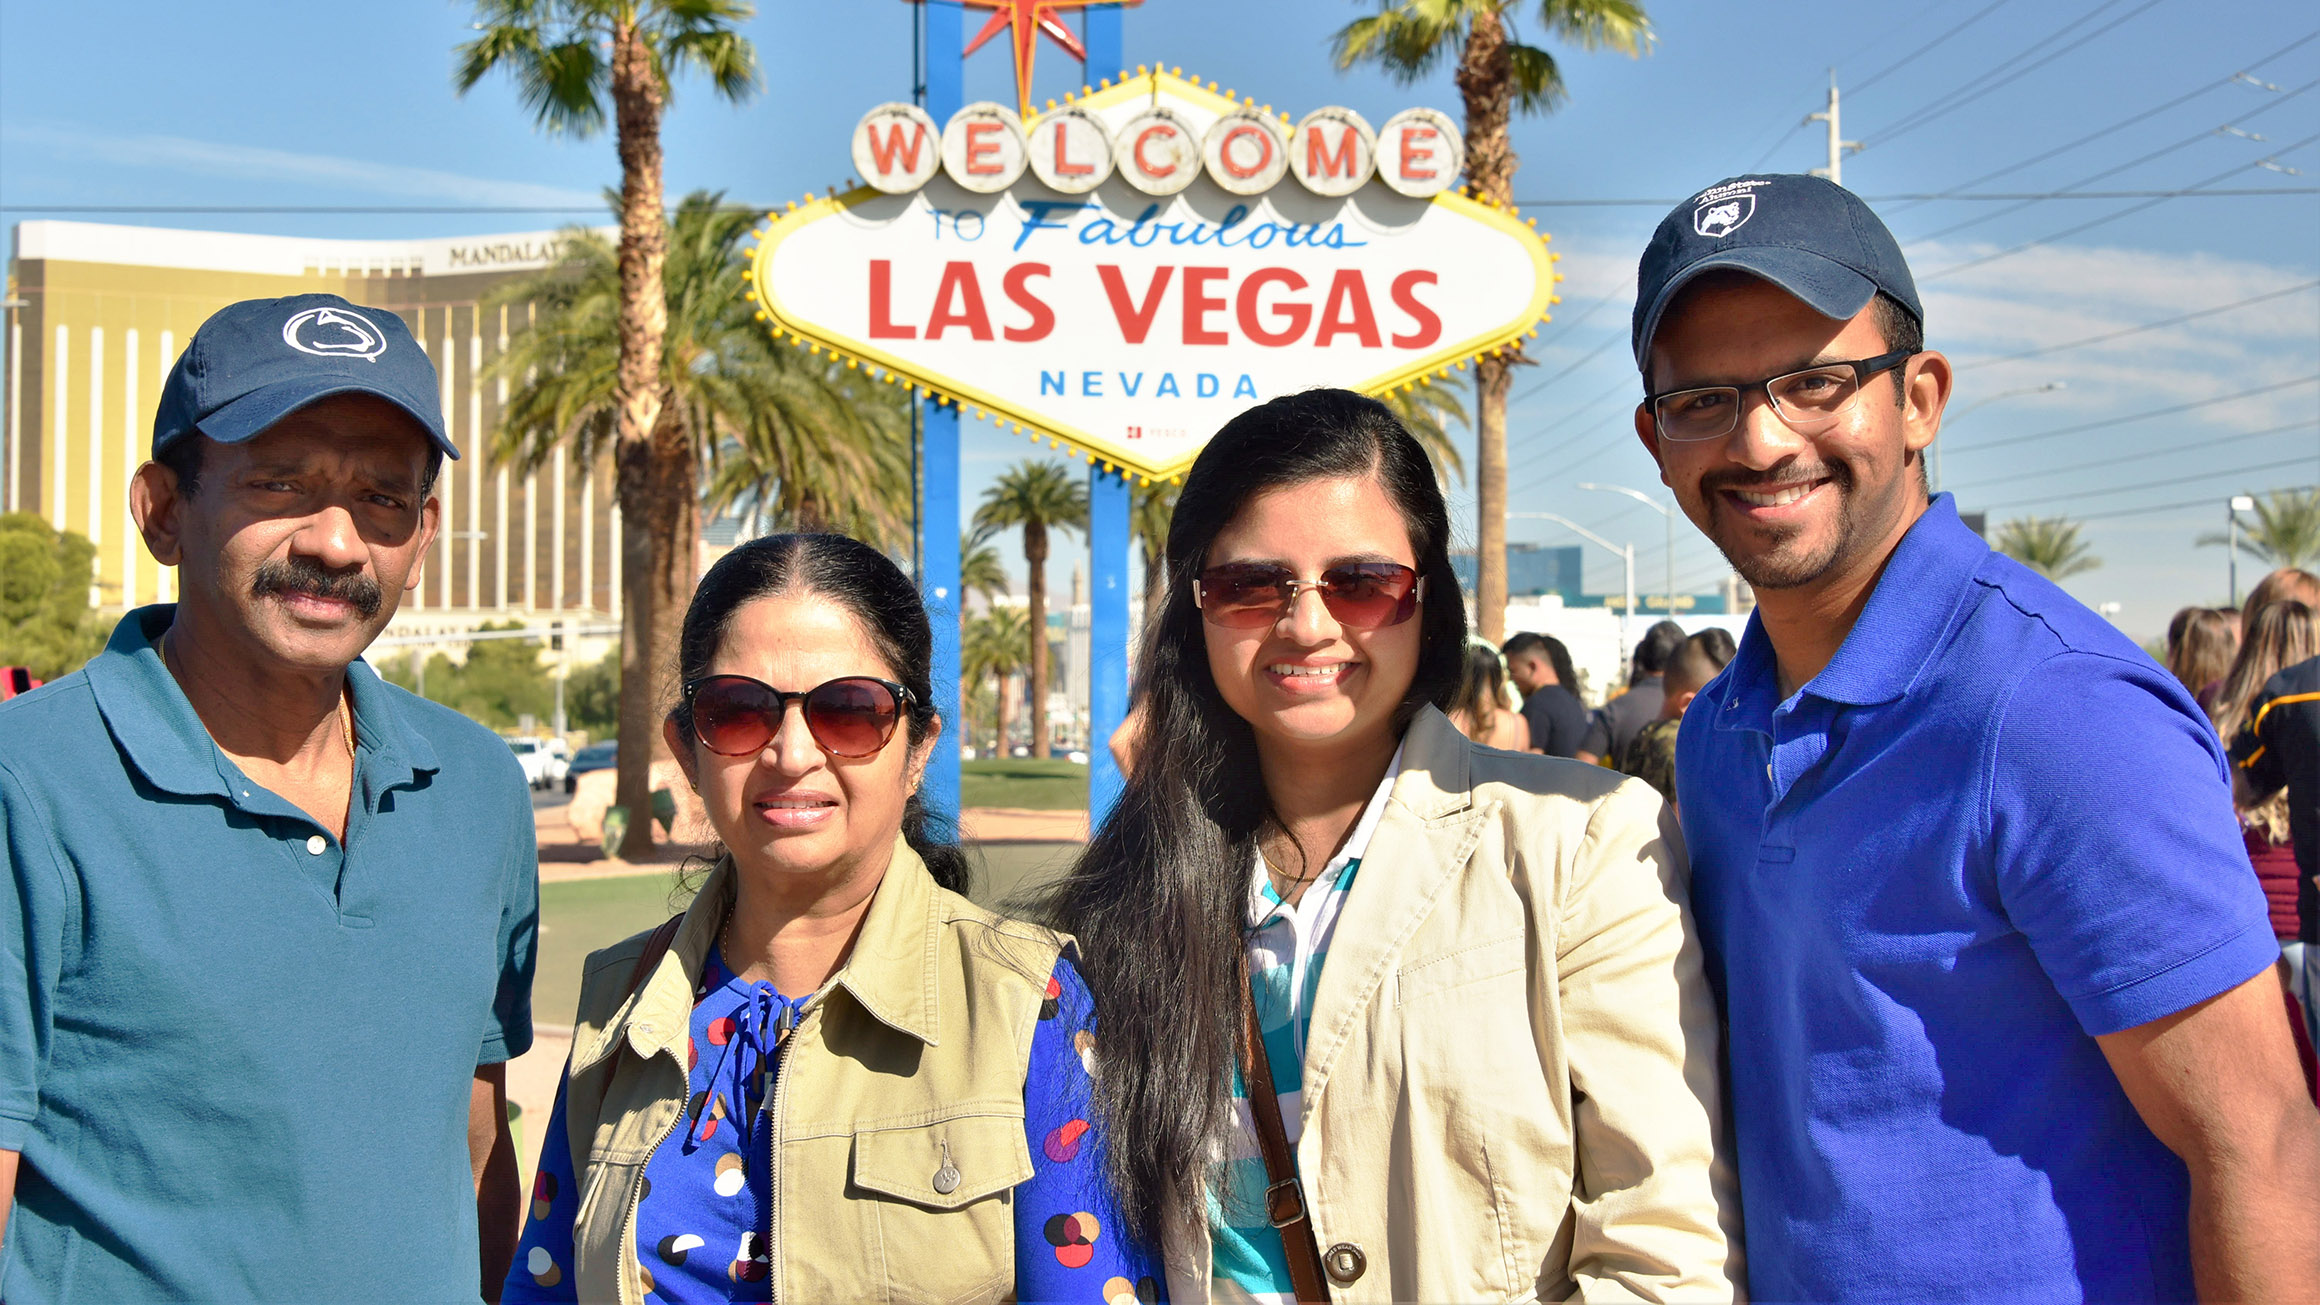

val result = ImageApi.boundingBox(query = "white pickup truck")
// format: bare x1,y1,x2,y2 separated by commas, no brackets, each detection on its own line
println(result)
507,737,570,791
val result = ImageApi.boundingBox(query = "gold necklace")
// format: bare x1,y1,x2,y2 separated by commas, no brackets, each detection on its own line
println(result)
161,631,354,759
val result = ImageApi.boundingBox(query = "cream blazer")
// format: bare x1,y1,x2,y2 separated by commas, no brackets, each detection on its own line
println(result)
1169,706,1742,1303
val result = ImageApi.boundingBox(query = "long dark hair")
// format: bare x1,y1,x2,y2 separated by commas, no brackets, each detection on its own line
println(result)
667,532,969,894
1041,389,1465,1246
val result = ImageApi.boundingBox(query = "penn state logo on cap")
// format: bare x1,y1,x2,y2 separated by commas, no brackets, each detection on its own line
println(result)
281,305,389,361
1693,193,1755,239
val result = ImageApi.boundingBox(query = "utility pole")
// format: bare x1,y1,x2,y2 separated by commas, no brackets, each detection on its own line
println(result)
1807,72,1861,186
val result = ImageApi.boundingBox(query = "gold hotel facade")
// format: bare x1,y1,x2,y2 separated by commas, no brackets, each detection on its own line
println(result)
4,219,623,658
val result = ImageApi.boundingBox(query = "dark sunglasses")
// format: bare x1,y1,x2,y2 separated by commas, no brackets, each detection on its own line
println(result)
682,674,914,759
1195,561,1423,630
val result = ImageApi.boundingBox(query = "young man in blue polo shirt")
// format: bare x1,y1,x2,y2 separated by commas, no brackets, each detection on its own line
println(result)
0,295,536,1301
1631,175,2320,1301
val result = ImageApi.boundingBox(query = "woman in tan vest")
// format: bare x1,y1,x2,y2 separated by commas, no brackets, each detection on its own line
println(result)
1042,391,1738,1303
506,533,1163,1304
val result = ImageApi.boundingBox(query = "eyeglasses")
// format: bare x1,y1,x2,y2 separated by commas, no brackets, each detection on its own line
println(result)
1195,562,1423,630
682,674,914,759
1645,347,1917,443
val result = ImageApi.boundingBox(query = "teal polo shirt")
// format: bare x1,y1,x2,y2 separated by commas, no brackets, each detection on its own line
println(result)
0,605,537,1303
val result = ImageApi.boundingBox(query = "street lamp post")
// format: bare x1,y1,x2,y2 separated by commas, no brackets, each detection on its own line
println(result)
1510,511,1636,652
1936,381,2066,494
2228,494,2257,605
1576,483,1675,615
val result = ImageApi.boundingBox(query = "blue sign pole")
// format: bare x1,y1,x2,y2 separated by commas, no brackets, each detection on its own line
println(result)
1083,6,1131,826
920,0,964,828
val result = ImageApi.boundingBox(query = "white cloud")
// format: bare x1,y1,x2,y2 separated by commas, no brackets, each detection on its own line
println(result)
2,120,602,209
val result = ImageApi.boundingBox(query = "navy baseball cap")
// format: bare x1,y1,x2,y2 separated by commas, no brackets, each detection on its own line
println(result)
151,293,457,461
1631,174,1922,369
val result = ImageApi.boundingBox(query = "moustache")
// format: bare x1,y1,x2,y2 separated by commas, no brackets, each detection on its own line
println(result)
1698,463,1851,497
251,558,383,620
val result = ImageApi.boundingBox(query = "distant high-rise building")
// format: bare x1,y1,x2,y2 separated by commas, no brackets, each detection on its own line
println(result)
4,219,624,658
1451,542,1585,600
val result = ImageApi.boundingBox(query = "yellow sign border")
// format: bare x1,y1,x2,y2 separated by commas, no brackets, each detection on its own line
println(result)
747,68,1562,483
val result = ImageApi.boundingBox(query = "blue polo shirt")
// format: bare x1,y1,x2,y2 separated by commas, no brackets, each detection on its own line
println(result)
1677,496,2274,1304
0,605,537,1303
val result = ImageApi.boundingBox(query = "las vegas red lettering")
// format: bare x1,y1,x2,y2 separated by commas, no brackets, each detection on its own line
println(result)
868,260,1441,349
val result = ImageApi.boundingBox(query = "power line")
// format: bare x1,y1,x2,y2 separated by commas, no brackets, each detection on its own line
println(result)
1921,132,2320,280
1941,418,2317,492
1863,0,2172,151
1887,26,2320,213
1968,452,2318,513
1903,74,2320,246
1954,280,2320,370
1849,0,2018,99
1945,374,2320,455
2072,482,2316,522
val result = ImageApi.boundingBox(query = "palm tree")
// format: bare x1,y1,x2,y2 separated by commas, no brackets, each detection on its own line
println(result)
1383,380,1470,489
961,535,1011,607
488,194,900,854
2197,488,2320,571
1995,515,2102,580
964,604,1031,756
1335,0,1653,642
458,0,757,857
1131,479,1179,627
972,462,1088,758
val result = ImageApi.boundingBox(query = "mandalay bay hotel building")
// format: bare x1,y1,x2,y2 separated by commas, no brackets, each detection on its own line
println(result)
3,219,629,673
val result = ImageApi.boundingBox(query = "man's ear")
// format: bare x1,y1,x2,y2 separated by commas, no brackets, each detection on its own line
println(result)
404,494,442,594
905,714,943,798
1902,350,1954,459
1633,402,1671,487
1670,689,1699,716
663,716,700,791
131,460,185,568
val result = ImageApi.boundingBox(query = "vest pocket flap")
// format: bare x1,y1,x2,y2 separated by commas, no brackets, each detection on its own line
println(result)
852,1114,1032,1210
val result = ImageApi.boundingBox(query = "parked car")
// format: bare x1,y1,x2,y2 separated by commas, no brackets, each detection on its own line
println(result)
565,740,617,795
1,667,39,701
507,737,564,790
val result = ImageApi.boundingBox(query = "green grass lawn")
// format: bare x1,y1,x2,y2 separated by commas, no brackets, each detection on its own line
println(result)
531,841,1082,1027
960,757,1088,810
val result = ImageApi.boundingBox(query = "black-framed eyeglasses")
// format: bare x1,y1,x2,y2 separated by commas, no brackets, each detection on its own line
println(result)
682,674,915,759
1644,347,1918,443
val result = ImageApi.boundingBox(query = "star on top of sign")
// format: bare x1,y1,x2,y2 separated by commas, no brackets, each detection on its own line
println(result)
957,0,1143,117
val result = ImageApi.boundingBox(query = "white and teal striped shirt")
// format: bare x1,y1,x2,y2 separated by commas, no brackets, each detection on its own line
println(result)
1210,751,1400,1305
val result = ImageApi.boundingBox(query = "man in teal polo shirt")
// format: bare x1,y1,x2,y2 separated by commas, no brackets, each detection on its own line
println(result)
1632,175,2320,1300
0,294,535,1301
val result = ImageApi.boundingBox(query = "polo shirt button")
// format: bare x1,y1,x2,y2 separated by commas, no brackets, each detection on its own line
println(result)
305,835,326,855
1325,1243,1366,1285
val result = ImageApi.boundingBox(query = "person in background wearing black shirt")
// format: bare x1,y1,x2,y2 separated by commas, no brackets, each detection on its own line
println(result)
1579,620,1687,765
1503,631,1589,757
2232,650,2320,1073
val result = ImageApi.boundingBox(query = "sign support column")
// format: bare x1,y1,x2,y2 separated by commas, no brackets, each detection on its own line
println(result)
920,0,964,826
1083,4,1130,825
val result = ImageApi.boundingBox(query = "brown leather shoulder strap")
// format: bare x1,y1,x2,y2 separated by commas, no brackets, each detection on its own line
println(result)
625,913,685,1002
1239,979,1332,1304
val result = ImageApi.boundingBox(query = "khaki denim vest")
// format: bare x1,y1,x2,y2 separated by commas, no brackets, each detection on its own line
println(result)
555,838,1063,1304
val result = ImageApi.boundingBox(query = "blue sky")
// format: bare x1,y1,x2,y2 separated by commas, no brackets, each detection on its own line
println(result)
4,0,2316,639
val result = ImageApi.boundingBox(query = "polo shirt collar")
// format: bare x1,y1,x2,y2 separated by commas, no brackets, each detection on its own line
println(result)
1716,495,1987,723
87,604,441,805
1803,494,1986,707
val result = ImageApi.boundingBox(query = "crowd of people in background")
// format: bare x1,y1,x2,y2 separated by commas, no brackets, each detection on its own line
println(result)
2163,568,2320,1091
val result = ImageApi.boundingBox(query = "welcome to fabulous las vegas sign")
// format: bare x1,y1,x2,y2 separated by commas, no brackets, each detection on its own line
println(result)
747,66,1563,483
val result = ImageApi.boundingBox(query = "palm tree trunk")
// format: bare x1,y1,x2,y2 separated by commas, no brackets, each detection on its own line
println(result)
1026,522,1051,758
1458,9,1518,644
995,669,1013,756
609,15,672,860
1143,550,1167,628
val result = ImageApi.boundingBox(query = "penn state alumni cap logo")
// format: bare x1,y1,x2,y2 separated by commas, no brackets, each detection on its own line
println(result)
1632,173,1922,368
281,305,389,361
152,293,458,461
